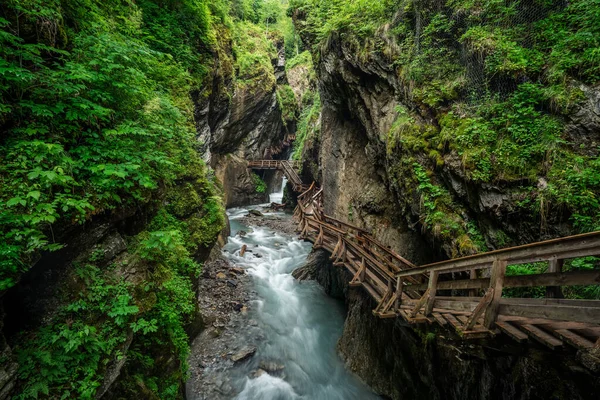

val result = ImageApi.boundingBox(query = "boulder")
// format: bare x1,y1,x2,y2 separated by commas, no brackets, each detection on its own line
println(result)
231,346,256,362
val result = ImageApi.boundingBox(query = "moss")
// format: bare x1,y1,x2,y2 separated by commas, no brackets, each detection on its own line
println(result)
185,196,226,248
166,183,203,218
276,84,298,125
252,173,267,193
232,20,277,92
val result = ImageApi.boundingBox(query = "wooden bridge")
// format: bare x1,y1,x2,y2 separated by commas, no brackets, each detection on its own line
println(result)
248,161,600,356
247,160,307,193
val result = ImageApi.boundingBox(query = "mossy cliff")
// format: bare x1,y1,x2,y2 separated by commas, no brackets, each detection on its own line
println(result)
0,0,310,398
197,18,299,207
289,0,600,398
291,0,600,257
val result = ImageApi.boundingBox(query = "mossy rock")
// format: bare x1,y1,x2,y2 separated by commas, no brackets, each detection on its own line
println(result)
166,183,204,218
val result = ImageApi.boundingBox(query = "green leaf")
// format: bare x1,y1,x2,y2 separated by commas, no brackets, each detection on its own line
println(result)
27,191,41,200
6,197,22,207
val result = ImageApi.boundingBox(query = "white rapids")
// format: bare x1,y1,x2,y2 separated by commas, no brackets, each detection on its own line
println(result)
193,182,379,399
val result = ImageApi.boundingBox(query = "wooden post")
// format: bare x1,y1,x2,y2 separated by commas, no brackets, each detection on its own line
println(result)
395,276,403,311
360,257,366,281
468,268,477,297
546,258,564,299
424,271,439,315
483,259,507,329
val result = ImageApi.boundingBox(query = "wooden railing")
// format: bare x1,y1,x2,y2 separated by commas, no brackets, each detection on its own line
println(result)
249,160,600,353
292,182,600,353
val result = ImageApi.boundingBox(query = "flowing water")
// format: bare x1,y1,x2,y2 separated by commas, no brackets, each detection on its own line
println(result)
205,183,379,399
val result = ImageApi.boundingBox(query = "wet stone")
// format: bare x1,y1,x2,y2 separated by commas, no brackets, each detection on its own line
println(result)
231,346,256,362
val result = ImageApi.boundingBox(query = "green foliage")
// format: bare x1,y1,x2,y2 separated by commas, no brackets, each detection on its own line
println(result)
15,202,219,398
290,0,600,241
286,50,312,70
276,84,298,124
289,0,396,41
232,20,277,90
292,91,320,160
16,265,138,399
443,83,563,182
1,0,227,397
545,155,600,232
253,173,267,193
412,162,480,256
0,0,224,289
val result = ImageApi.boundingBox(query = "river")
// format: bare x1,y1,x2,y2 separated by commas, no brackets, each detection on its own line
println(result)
188,182,379,399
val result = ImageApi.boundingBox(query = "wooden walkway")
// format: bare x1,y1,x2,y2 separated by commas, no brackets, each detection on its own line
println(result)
248,161,600,355
247,160,307,193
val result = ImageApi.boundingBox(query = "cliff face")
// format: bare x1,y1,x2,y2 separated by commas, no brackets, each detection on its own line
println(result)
295,250,600,400
290,2,600,398
196,28,294,207
291,1,600,258
311,31,600,259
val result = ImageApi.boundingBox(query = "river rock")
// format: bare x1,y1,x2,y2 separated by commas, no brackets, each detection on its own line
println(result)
252,369,267,378
230,267,246,275
248,209,263,217
227,279,238,287
259,360,285,373
231,346,256,362
216,272,227,279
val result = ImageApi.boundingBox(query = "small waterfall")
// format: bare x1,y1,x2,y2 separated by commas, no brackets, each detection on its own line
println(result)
269,176,287,204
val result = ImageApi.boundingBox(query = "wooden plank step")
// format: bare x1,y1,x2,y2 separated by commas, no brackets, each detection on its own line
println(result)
519,324,563,350
496,321,528,343
398,309,410,322
443,314,463,331
375,311,397,319
554,329,595,350
360,281,382,303
432,312,448,327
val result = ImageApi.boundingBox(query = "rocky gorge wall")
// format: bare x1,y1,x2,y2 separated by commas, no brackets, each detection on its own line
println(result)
196,28,295,208
289,2,600,398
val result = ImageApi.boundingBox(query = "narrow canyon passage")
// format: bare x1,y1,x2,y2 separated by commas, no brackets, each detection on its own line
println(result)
187,185,379,399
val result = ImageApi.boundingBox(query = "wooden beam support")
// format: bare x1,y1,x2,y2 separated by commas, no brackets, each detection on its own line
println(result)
406,270,600,292
329,235,342,261
395,276,403,311
424,272,439,316
464,288,494,331
546,258,564,299
484,259,507,329
498,303,600,325
554,329,595,350
410,288,430,318
468,269,477,297
496,321,528,343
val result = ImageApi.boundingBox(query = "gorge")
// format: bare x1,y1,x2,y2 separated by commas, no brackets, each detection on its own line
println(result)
0,0,599,399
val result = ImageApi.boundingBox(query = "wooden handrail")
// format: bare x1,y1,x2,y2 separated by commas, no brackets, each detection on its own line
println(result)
397,231,600,278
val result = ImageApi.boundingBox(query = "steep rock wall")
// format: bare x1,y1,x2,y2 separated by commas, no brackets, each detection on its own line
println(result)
196,31,293,207
290,4,600,399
